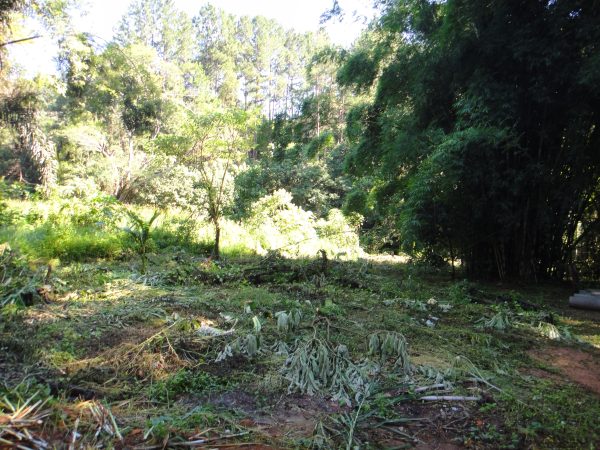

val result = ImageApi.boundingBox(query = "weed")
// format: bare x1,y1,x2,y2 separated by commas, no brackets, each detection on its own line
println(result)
149,369,226,403
319,299,344,317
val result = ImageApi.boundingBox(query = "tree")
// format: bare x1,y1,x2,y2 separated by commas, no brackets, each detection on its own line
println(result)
115,0,194,65
0,81,57,192
59,40,187,197
183,109,258,259
338,0,600,280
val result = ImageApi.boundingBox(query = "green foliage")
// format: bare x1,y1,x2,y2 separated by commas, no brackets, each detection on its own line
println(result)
0,198,124,262
0,178,31,200
181,109,259,259
247,189,318,257
342,190,368,217
128,157,203,210
149,369,225,403
151,214,203,253
245,190,361,259
234,155,346,219
0,243,40,307
0,199,18,227
338,0,600,280
336,49,378,92
40,225,123,262
304,131,335,159
122,209,160,274
316,209,363,259
1,221,123,263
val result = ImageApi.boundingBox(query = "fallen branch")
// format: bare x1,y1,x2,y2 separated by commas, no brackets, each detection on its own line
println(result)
170,431,251,446
414,383,448,393
419,395,480,401
382,425,423,443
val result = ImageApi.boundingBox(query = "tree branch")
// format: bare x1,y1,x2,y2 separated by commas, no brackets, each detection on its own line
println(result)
0,35,42,48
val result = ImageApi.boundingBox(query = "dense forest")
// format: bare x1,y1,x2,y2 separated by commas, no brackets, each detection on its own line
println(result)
1,1,599,449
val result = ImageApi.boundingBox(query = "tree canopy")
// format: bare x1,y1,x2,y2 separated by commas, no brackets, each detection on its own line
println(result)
1,0,599,280
338,0,600,279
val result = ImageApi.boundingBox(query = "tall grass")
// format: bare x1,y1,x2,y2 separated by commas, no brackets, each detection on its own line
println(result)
0,221,124,262
0,198,124,262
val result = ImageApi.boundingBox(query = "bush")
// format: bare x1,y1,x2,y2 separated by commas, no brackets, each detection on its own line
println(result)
128,157,204,210
316,209,363,259
0,178,32,200
245,190,362,259
152,214,203,252
247,189,319,257
51,177,100,199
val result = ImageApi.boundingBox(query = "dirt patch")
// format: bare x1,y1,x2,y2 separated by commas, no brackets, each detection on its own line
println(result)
203,355,267,377
263,394,347,437
203,390,346,439
325,398,508,449
205,390,260,412
85,324,158,357
520,367,564,384
394,401,471,448
528,346,600,394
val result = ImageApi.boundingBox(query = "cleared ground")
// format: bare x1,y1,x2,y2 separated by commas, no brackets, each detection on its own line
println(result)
1,254,599,449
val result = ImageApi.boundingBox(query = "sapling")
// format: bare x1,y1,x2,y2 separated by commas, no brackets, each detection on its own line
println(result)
123,209,160,274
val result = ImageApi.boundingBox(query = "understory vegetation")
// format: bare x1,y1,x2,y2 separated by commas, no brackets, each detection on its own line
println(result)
1,243,599,448
1,0,600,448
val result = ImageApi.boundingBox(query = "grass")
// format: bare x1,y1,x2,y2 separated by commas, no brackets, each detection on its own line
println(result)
1,204,599,448
0,199,361,266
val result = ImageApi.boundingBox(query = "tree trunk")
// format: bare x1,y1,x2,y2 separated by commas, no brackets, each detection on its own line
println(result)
127,135,135,183
212,220,221,260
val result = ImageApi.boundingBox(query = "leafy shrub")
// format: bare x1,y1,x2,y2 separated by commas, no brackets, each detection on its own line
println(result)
51,177,101,199
316,209,363,259
447,279,475,304
0,200,18,226
233,156,345,218
152,214,204,252
55,195,122,229
343,189,369,216
247,189,319,257
245,190,362,259
129,157,204,210
0,178,32,200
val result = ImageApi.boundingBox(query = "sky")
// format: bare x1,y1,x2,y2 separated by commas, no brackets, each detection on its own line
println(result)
10,0,375,77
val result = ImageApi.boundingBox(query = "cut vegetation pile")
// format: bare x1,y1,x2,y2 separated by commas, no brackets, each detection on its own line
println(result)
1,249,599,449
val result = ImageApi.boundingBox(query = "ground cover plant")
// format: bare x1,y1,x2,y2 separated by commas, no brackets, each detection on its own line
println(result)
1,228,599,448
